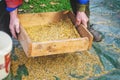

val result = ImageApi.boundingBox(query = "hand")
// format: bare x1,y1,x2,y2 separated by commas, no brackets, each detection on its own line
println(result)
9,9,20,39
75,11,88,28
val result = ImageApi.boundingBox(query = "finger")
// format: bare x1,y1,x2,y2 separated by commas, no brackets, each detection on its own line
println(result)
11,28,17,39
75,19,81,26
10,26,17,39
15,23,20,34
82,21,87,28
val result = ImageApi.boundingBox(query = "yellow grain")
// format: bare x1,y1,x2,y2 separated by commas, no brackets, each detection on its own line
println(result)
11,48,108,80
24,19,80,42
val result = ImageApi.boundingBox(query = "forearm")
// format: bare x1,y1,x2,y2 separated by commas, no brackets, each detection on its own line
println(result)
9,8,20,39
5,0,22,38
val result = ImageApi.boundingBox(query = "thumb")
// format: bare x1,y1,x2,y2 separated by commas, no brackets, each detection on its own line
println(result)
82,21,87,28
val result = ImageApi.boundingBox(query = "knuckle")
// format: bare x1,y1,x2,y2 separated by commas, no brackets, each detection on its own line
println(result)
83,20,87,23
84,19,88,22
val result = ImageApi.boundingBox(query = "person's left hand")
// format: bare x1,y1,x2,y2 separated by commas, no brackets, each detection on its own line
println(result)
9,9,20,39
75,11,88,28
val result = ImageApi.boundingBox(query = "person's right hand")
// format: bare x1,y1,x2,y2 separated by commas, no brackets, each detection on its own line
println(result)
9,9,20,39
75,11,88,28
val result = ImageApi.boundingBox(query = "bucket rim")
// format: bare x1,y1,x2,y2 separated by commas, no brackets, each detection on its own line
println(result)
0,31,12,55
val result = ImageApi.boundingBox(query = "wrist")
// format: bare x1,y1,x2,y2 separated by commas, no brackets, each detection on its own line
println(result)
77,11,85,15
10,9,18,19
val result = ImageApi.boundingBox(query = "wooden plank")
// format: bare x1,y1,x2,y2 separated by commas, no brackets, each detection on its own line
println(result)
31,38,89,57
18,26,32,57
77,24,93,49
18,12,68,27
68,11,93,49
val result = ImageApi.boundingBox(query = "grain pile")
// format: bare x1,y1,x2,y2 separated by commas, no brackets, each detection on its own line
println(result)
24,19,80,42
11,48,107,80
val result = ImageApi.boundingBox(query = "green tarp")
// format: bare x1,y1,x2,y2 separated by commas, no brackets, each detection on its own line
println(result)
89,0,120,79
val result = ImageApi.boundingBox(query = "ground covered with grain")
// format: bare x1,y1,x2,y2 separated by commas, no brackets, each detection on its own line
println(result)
11,48,107,80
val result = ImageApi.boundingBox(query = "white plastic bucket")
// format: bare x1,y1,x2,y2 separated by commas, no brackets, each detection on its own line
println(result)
0,31,12,79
